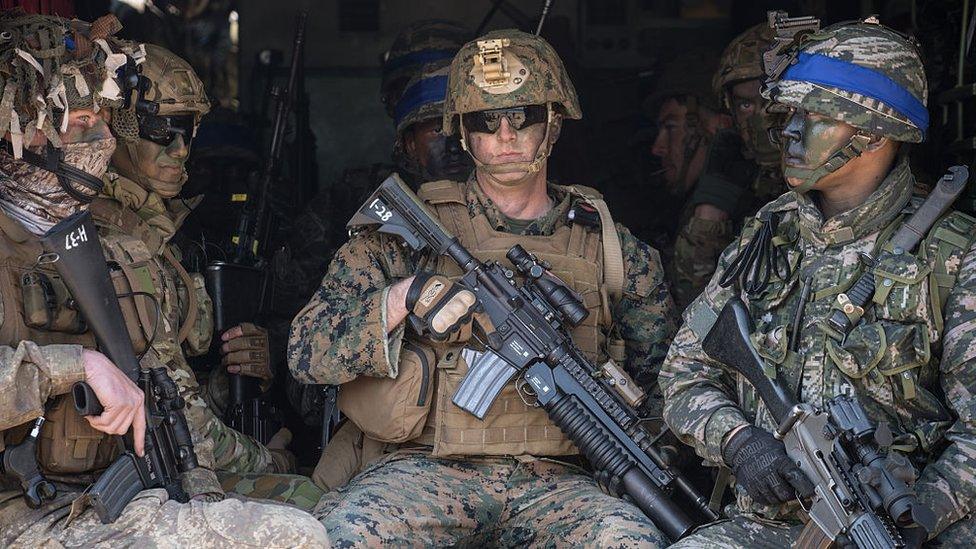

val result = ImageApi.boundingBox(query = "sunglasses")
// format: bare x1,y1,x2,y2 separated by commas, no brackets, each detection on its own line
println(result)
462,104,548,134
138,114,195,147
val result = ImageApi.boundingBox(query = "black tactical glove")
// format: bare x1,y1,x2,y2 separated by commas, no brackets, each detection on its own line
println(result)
690,129,759,216
899,526,927,549
406,272,477,341
723,425,815,505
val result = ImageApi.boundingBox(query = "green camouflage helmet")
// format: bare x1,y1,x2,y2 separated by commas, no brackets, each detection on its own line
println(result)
764,17,927,143
141,43,210,123
394,59,451,136
380,19,468,118
712,22,775,107
442,29,581,135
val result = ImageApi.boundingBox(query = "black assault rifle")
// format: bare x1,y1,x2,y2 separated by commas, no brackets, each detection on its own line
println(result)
348,174,717,541
39,210,197,524
212,11,307,443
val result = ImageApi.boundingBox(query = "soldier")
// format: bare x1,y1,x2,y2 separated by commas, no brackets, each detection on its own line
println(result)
669,22,786,309
94,42,321,508
275,20,472,324
0,12,327,546
661,18,976,547
290,29,678,546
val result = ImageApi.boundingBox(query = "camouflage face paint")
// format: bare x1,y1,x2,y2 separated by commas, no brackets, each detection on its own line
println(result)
780,108,856,190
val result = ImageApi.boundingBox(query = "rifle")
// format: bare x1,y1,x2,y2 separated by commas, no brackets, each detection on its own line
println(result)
703,297,935,548
215,11,307,442
348,174,717,541
40,211,197,524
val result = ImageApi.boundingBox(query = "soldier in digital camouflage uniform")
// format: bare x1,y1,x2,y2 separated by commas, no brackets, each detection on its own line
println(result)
290,29,678,547
275,19,471,317
94,42,322,510
669,22,787,310
0,12,328,546
661,18,976,547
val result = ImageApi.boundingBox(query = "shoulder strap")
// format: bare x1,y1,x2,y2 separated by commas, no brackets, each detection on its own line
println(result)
417,179,466,205
924,210,976,333
565,185,624,302
162,245,198,344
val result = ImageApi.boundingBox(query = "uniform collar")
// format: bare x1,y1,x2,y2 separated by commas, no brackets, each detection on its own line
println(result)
794,157,914,248
99,171,188,244
465,175,571,236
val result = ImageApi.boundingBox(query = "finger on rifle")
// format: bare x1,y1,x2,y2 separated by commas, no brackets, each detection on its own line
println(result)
132,404,146,456
784,467,815,499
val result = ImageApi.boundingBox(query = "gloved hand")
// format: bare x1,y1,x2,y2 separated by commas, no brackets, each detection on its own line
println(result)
722,425,814,505
221,323,272,392
406,272,477,341
899,526,927,549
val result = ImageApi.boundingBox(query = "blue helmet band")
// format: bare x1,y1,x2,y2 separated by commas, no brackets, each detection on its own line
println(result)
781,52,928,134
394,75,449,129
383,49,456,75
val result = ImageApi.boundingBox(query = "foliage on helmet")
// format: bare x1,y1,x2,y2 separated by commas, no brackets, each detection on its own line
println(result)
442,29,581,135
0,11,135,153
765,18,927,142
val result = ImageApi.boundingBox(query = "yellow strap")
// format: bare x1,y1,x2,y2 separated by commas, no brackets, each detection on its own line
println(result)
571,188,624,302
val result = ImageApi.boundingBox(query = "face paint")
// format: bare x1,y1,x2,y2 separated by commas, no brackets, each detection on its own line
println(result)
0,137,116,234
729,80,783,166
780,108,857,191
422,133,472,181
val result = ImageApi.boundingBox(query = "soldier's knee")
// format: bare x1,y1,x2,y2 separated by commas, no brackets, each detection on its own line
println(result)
587,514,667,548
201,499,329,547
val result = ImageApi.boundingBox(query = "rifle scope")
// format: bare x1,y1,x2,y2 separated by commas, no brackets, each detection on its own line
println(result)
507,244,588,327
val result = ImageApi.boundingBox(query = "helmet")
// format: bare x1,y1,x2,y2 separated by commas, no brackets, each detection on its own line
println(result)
394,59,451,136
381,19,468,118
0,12,133,153
712,23,775,107
442,29,581,134
764,18,927,143
442,29,580,184
140,44,210,122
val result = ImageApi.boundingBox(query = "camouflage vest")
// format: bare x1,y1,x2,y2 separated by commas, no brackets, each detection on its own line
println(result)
0,211,118,479
414,179,620,457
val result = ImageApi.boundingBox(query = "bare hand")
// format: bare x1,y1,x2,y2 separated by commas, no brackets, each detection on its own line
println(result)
82,349,146,456
221,323,272,385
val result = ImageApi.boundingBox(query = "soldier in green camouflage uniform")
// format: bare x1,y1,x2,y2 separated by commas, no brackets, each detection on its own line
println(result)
669,22,786,309
291,29,677,546
96,42,323,509
0,13,328,546
661,18,976,546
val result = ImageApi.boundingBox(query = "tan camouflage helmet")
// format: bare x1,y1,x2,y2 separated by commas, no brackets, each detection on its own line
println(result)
712,22,775,107
141,43,210,122
0,12,134,156
442,29,581,135
764,17,928,143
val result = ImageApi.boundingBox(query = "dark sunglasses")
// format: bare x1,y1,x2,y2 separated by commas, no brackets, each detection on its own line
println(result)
462,104,548,134
138,114,195,147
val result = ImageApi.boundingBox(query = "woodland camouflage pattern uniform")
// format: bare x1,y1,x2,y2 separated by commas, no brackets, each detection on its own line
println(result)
670,22,785,309
0,13,327,547
291,29,677,546
662,20,976,546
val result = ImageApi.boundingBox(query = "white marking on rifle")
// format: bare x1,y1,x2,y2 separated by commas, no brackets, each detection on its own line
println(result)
509,339,529,358
64,224,87,250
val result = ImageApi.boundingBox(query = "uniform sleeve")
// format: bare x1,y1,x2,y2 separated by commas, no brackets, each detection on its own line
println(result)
287,231,412,385
659,237,750,463
0,341,85,431
613,225,679,415
916,239,976,536
668,215,733,310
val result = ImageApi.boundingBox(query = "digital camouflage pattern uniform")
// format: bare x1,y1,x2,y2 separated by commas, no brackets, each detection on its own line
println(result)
662,20,976,546
290,29,677,547
0,13,328,547
669,22,785,310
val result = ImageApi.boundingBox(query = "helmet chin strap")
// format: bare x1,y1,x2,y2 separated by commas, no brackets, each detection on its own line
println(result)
460,104,556,187
785,132,872,194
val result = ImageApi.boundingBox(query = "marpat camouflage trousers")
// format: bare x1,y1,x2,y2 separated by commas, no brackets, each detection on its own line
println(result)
313,450,667,548
0,486,328,548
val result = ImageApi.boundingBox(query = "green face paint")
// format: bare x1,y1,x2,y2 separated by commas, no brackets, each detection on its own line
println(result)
780,107,858,193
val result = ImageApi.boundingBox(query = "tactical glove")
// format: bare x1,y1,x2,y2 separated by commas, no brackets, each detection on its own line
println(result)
221,323,273,392
723,425,814,505
406,272,477,341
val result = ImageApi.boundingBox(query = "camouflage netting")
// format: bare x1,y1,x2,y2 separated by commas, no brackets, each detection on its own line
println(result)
0,11,138,154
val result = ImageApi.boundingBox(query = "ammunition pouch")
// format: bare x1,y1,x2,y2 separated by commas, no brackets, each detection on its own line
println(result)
20,271,86,334
339,339,436,443
36,395,116,474
109,262,158,356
